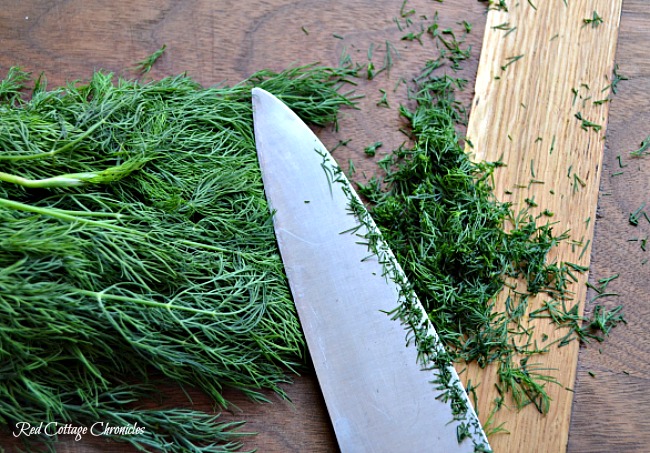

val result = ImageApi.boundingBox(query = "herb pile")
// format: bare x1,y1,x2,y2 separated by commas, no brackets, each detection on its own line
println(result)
353,6,626,427
0,65,355,452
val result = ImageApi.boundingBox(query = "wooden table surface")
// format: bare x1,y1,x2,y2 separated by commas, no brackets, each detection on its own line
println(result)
0,1,648,452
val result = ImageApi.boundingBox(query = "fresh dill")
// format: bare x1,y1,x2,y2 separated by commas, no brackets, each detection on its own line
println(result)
501,54,524,71
364,141,383,157
575,112,602,131
630,134,650,157
583,11,604,28
135,44,166,74
0,63,357,452
602,64,628,95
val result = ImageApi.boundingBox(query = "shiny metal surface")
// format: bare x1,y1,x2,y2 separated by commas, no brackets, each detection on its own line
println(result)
252,87,489,453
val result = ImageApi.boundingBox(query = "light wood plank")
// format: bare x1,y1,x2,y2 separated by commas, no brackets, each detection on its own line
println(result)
464,1,623,452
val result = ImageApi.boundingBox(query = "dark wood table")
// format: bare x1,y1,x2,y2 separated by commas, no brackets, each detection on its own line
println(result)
0,1,648,452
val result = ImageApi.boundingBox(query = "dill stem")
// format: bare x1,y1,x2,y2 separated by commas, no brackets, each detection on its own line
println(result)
79,288,221,316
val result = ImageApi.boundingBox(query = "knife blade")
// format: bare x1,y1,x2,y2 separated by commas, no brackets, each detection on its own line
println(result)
252,87,490,453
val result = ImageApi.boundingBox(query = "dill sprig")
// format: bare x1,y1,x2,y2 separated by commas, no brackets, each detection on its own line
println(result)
0,63,357,451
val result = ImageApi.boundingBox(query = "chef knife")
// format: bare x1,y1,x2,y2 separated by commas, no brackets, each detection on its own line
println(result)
252,87,490,453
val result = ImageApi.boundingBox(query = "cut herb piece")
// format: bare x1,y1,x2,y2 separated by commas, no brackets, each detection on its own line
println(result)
575,112,602,132
364,141,383,156
630,134,650,157
583,11,604,28
602,64,628,95
629,203,647,226
135,44,166,74
501,54,524,71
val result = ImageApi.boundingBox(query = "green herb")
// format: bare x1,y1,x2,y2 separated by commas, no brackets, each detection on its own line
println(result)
629,203,647,226
501,54,524,71
588,305,627,337
630,134,650,157
135,44,166,74
357,64,580,418
402,29,425,44
364,141,383,156
0,63,357,452
377,88,390,108
583,11,604,28
400,0,415,18
575,112,602,131
602,64,628,95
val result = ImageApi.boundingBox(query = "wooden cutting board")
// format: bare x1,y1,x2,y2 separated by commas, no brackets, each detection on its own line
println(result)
463,1,623,453
0,1,649,452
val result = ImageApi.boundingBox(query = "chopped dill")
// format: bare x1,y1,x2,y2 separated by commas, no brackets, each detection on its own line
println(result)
630,134,650,157
575,112,602,131
135,44,166,74
583,11,604,28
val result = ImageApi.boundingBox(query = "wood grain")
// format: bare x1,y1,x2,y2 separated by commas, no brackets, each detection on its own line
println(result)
0,1,649,452
463,1,624,453
568,1,650,452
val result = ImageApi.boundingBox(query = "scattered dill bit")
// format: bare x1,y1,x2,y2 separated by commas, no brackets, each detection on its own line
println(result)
301,26,309,35
462,20,473,33
629,203,647,226
573,173,587,192
377,88,390,108
571,87,579,106
402,29,425,44
400,0,415,18
364,141,383,157
135,44,166,74
383,40,399,76
616,154,628,167
333,33,344,39
579,239,591,260
583,11,604,28
602,64,628,95
348,159,356,176
501,54,524,71
593,97,610,105
366,61,376,80
503,26,518,38
492,22,512,30
588,371,596,378
550,135,556,154
630,134,650,157
588,305,627,337
393,16,404,32
331,138,352,153
525,197,538,207
550,33,560,41
527,0,538,10
575,112,602,131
